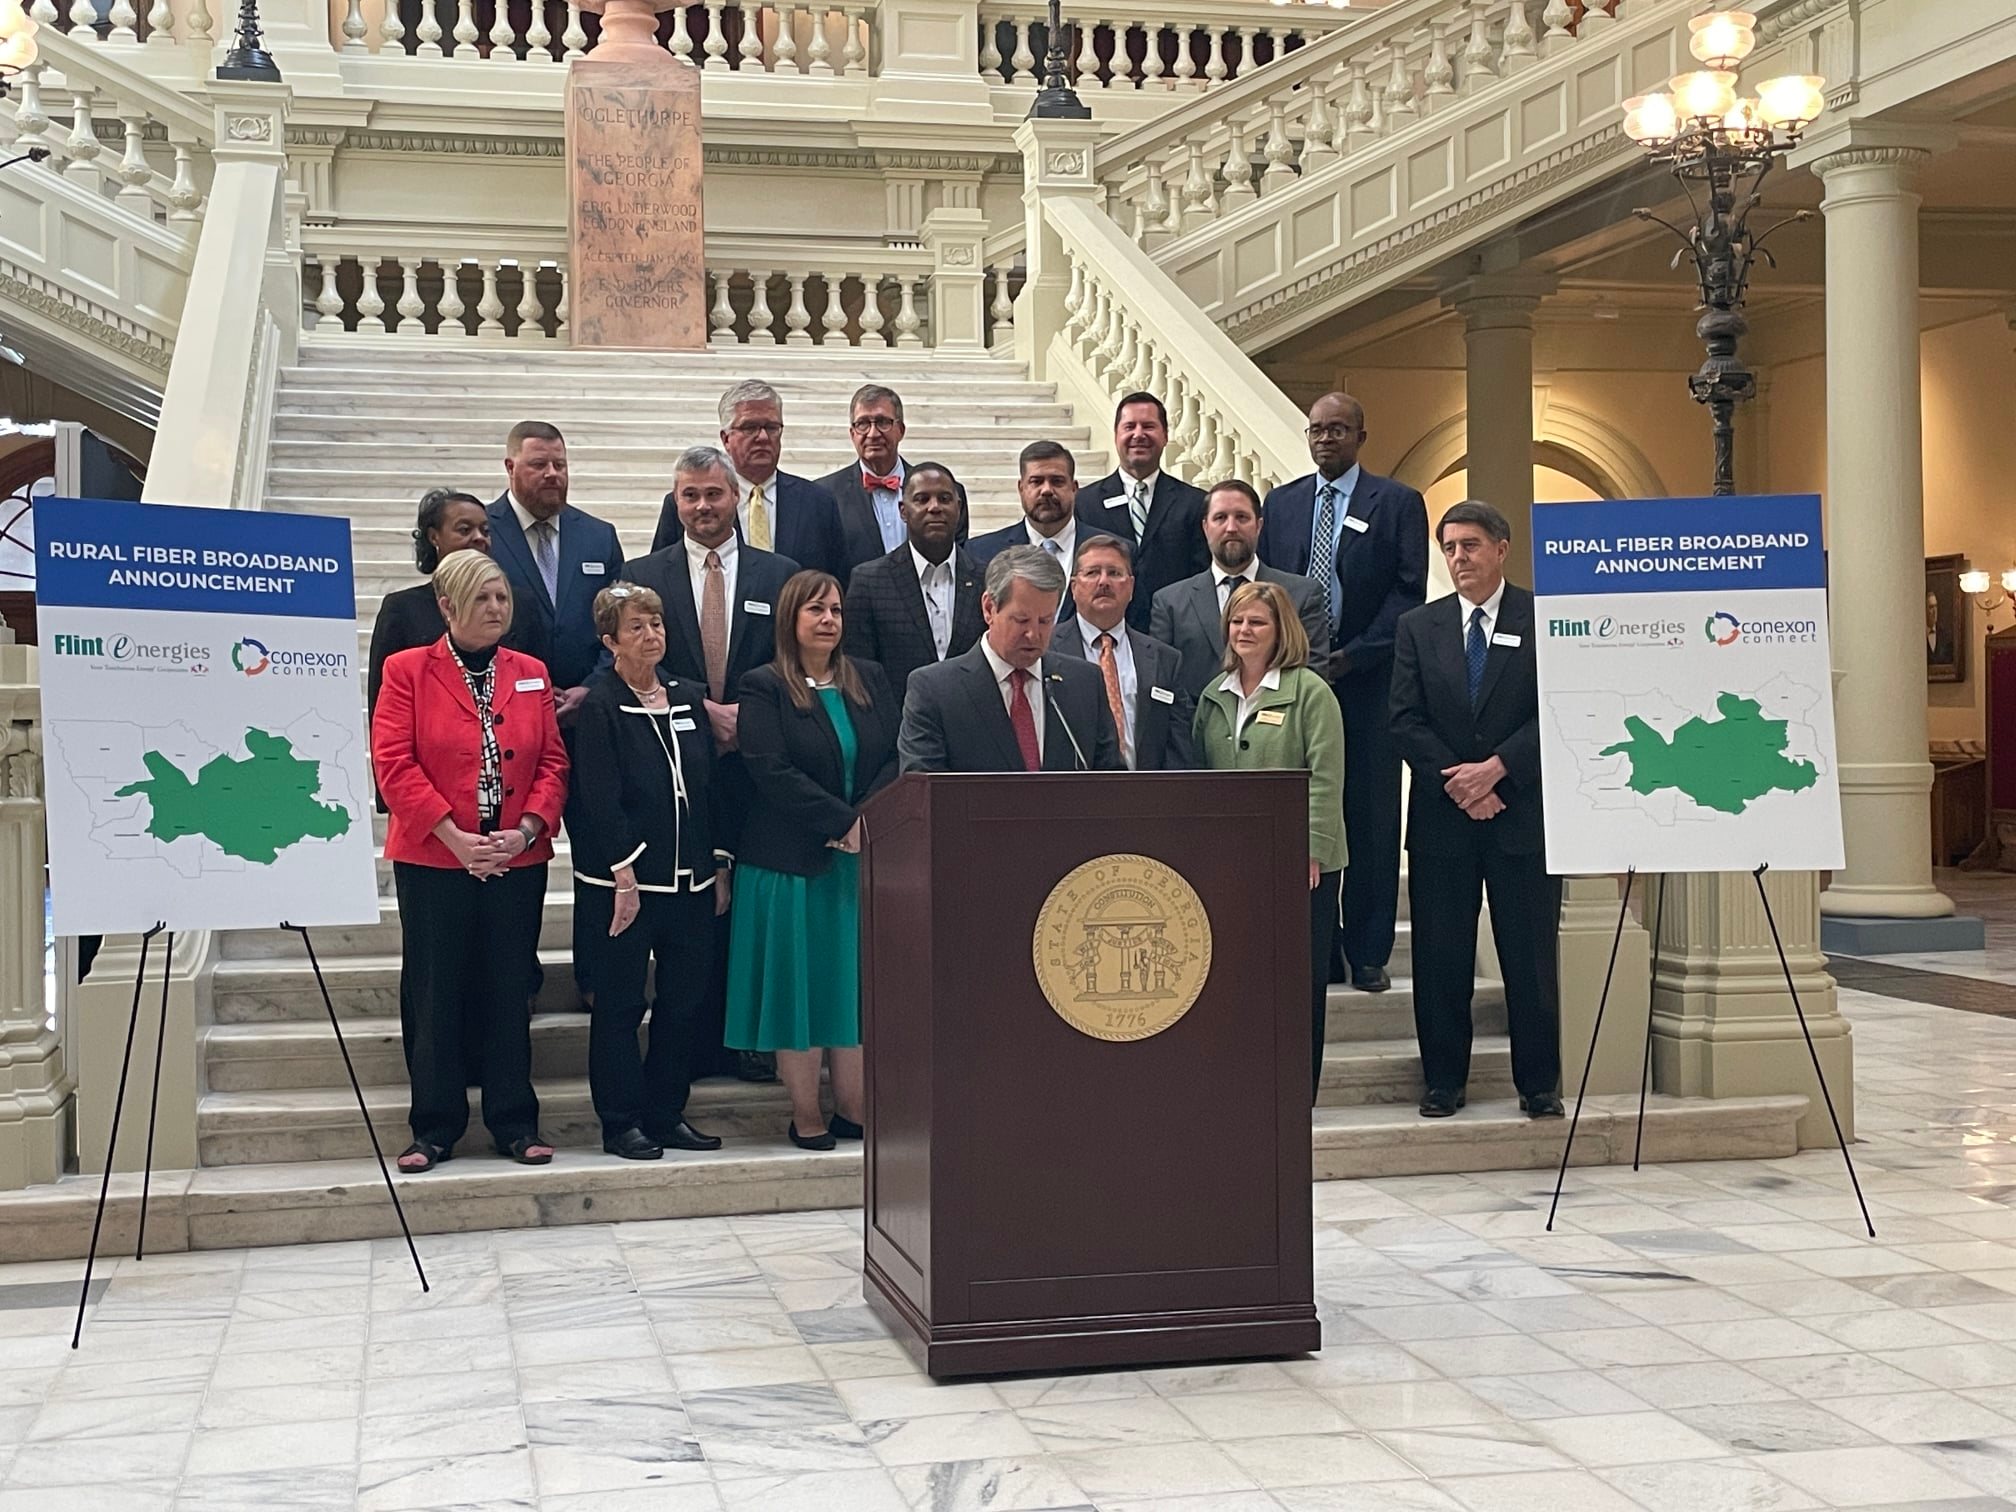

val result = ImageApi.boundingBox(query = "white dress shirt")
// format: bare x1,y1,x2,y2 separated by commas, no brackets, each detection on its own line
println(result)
1456,578,1507,646
1079,619,1136,768
1026,516,1077,566
980,638,1045,763
1212,561,1258,610
910,544,956,660
1219,665,1282,741
684,530,740,629
869,459,908,552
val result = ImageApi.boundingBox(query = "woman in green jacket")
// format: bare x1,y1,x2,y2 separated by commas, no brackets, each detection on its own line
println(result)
1193,579,1347,1103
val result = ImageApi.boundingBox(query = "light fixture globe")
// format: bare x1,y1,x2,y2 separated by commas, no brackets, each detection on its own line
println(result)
0,0,39,80
1669,68,1739,121
1623,92,1679,146
1755,73,1827,133
2003,568,2016,595
1688,9,1756,69
1961,569,1992,597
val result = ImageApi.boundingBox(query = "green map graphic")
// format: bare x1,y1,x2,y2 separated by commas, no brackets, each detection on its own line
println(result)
115,728,351,863
1600,692,1820,815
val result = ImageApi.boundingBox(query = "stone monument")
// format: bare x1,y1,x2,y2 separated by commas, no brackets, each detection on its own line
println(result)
567,0,706,349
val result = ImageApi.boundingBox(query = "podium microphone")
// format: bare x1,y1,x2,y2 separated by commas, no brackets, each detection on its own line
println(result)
1047,672,1089,771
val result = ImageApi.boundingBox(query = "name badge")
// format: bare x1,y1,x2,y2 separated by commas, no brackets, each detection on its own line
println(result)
581,561,605,575
743,600,772,616
671,717,698,732
1492,632,1522,648
1341,515,1370,534
514,677,545,692
1105,497,1128,509
1149,686,1175,705
1256,709,1287,726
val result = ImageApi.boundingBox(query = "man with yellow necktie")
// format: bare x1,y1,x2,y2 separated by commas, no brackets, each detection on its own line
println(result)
650,380,846,578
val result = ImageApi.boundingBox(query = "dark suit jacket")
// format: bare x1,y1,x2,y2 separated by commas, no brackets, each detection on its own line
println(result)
966,519,1077,622
841,544,984,699
816,457,970,584
1389,584,1543,858
1048,619,1193,770
1148,565,1330,698
1074,471,1211,631
650,470,845,579
1257,469,1428,675
734,660,901,877
897,644,1125,773
486,494,626,691
616,541,801,697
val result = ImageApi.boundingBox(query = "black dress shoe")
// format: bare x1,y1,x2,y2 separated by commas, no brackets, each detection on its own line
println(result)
1520,1093,1565,1119
1352,966,1392,993
735,1051,779,1084
654,1119,723,1152
602,1126,663,1160
1418,1088,1466,1118
827,1114,864,1141
789,1122,837,1151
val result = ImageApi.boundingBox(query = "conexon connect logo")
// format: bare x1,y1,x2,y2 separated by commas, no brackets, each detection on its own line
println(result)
231,637,271,675
1705,612,1742,647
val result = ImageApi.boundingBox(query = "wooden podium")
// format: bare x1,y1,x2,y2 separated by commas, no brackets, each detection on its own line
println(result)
858,771,1319,1377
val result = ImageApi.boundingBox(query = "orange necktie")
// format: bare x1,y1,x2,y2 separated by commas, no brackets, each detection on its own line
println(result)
701,549,728,702
1097,632,1131,768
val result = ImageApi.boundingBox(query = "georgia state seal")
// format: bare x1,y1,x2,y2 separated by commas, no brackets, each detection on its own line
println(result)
1032,853,1211,1042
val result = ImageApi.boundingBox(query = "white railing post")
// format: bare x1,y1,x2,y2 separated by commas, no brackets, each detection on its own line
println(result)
1014,114,1102,375
921,205,986,352
875,0,993,119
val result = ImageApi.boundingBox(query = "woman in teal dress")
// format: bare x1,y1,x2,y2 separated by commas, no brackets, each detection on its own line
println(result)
727,571,901,1149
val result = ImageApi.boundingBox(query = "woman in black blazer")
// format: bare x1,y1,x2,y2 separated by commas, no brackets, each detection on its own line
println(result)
726,570,900,1149
367,489,495,716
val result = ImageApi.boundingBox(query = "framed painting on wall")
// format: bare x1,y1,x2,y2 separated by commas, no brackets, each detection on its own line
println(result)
1927,554,1967,684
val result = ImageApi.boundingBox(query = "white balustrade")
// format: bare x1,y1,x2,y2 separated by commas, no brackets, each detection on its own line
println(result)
978,7,1343,91
298,252,567,339
349,0,861,69
0,55,214,228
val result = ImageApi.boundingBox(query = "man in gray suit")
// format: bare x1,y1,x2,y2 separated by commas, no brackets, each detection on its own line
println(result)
1149,479,1328,697
1049,533,1193,770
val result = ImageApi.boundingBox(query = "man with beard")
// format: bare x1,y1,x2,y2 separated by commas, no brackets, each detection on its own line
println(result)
1150,480,1328,699
1074,393,1210,630
970,441,1082,622
1049,533,1193,770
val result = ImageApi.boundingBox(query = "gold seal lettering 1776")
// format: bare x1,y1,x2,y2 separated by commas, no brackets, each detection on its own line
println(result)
1032,854,1211,1042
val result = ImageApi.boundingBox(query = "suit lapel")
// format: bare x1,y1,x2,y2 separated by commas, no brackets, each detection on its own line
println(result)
1336,473,1379,556
727,553,767,674
1040,654,1079,771
1190,576,1226,658
554,508,590,624
893,547,934,645
959,652,1026,771
657,551,705,677
1472,587,1528,720
425,641,478,719
949,549,984,651
489,500,552,624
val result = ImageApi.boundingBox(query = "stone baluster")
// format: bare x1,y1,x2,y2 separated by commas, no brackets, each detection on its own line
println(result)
1008,19,1033,84
1141,23,1163,87
62,89,102,191
1073,20,1097,90
858,273,886,343
489,0,517,61
166,142,201,221
395,258,426,336
704,1,730,68
1125,328,1153,394
1191,407,1219,478
1110,323,1139,393
988,264,1014,348
1422,19,1455,107
1212,415,1236,478
1260,102,1295,190
104,0,138,41
10,67,50,162
774,4,799,72
438,260,468,336
64,0,94,38
893,275,923,347
1384,37,1416,123
1170,381,1200,468
1203,26,1227,85
553,275,568,341
1171,25,1197,86
416,0,445,56
561,3,586,57
841,5,866,75
1341,60,1374,145
1139,167,1171,244
26,0,55,29
144,0,169,39
1501,1,1535,73
525,0,550,56
670,5,693,61
339,0,367,50
1578,0,1617,35
1073,277,1102,363
806,5,831,73
1093,289,1124,376
1180,141,1216,221
475,261,505,336
1539,0,1573,54
516,261,546,336
452,0,480,56
1460,0,1497,81
819,273,849,344
1364,56,1389,138
979,13,1001,80
1059,259,1084,345
782,271,813,344
737,4,765,69
1301,77,1337,170
1219,123,1255,208
709,270,739,345
748,272,779,342
114,116,153,216
379,0,406,53
358,258,389,333
313,259,345,331
1111,21,1138,89
187,0,212,45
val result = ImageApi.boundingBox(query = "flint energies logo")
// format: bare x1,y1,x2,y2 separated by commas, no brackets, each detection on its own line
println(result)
1705,611,1741,647
232,637,271,675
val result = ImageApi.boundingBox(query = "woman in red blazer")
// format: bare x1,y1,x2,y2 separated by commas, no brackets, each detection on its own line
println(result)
371,551,569,1171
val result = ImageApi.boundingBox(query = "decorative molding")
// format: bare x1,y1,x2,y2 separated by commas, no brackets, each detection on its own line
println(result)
0,266,175,373
1757,0,1846,42
1808,143,1933,178
1046,149,1087,174
226,115,274,143
942,244,977,266
314,129,1018,178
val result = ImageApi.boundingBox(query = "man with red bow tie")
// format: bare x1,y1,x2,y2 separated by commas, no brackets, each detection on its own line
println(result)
818,383,968,585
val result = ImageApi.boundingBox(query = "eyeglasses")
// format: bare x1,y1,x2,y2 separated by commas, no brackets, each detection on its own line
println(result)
1304,423,1361,440
850,416,901,434
727,421,783,437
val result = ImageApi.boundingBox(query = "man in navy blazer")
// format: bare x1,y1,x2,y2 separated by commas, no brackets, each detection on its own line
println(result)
968,440,1081,623
1258,392,1428,994
486,420,626,719
1073,392,1211,632
649,379,845,578
815,383,968,582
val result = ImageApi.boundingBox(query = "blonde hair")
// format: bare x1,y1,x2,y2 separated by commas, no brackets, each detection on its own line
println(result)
1220,579,1309,675
432,550,510,623
593,581,665,641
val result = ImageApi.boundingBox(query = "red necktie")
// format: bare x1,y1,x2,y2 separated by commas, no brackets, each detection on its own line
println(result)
863,471,902,493
1008,668,1040,772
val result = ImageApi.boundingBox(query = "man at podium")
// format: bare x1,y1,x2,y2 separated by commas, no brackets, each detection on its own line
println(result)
897,545,1126,774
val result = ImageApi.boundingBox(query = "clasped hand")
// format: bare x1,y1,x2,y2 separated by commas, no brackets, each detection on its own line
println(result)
1441,755,1507,821
444,825,522,879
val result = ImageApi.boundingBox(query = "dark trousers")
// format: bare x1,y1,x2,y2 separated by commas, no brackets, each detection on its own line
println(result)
578,883,713,1136
1335,663,1401,972
394,860,546,1150
1310,869,1342,1105
1409,842,1562,1098
559,721,589,998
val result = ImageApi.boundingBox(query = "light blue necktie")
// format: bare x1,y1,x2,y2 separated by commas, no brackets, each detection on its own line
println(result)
1466,605,1488,706
1309,482,1340,634
530,519,559,607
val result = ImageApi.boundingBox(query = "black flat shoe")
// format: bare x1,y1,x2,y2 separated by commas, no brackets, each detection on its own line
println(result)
654,1119,722,1152
1418,1088,1466,1119
603,1126,663,1160
789,1122,837,1151
1352,966,1392,993
735,1051,779,1084
1520,1093,1565,1119
827,1114,864,1141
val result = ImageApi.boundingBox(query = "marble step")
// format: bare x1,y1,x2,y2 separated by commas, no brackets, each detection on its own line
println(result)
274,405,1086,430
0,1093,1810,1261
269,440,1095,466
289,343,1035,372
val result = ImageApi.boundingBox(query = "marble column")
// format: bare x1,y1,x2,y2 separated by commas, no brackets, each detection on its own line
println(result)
1809,136,1953,920
1445,274,1556,583
921,207,988,354
1557,874,1652,1098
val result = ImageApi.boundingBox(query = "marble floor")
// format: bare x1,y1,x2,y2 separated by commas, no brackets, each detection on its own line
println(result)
15,960,2016,1506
